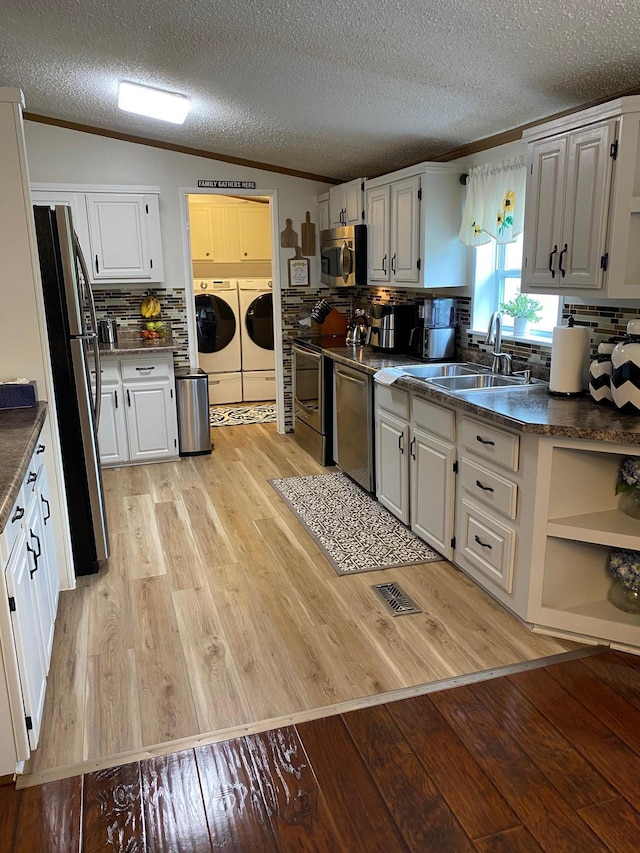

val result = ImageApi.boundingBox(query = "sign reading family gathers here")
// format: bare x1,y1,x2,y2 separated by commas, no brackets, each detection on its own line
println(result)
197,180,257,189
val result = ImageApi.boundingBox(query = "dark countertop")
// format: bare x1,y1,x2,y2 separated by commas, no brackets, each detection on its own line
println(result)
0,403,48,534
323,345,640,443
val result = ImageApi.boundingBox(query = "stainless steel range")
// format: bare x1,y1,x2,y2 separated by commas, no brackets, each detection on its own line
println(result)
292,335,343,465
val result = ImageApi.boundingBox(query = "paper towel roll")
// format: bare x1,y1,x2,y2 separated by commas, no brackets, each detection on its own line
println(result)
549,323,589,395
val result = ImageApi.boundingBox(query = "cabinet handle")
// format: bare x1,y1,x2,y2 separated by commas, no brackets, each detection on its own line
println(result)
381,254,387,274
127,389,131,406
36,444,45,454
27,471,37,485
95,254,99,274
558,243,567,278
474,534,492,550
398,433,404,454
114,389,118,409
135,366,155,372
11,506,24,524
548,244,557,279
27,542,38,577
391,253,397,275
41,495,51,524
410,437,416,460
475,480,494,493
476,435,495,446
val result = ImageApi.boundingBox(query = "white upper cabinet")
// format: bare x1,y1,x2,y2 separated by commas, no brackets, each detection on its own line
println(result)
238,204,271,260
522,120,616,293
317,193,330,233
365,164,468,289
31,185,165,286
522,96,640,299
329,178,364,226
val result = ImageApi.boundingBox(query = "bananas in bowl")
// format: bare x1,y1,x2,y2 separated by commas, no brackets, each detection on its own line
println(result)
140,295,161,318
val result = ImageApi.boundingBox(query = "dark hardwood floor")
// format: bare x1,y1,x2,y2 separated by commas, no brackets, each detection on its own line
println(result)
3,650,640,852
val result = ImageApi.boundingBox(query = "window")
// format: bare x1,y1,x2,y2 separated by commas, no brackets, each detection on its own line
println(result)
472,233,560,341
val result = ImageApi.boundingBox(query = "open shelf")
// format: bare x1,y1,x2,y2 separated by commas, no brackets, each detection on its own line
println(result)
548,509,640,549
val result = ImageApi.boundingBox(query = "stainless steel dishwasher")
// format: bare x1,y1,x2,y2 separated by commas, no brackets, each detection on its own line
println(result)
333,361,374,492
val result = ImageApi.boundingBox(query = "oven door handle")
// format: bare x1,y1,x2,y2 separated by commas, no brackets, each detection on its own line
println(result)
293,344,322,362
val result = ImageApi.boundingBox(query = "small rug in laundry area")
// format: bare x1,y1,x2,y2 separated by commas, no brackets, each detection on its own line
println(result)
269,472,442,576
209,403,277,427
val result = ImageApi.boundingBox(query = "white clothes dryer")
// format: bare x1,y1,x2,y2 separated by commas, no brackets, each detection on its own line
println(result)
194,279,242,403
237,279,276,401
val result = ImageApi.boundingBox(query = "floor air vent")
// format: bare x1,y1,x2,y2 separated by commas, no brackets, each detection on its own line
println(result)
371,582,422,617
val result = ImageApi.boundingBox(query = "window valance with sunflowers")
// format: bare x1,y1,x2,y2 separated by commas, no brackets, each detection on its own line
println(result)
459,155,526,247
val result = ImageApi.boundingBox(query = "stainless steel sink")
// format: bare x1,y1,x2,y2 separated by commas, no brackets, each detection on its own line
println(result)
398,363,483,379
426,373,541,391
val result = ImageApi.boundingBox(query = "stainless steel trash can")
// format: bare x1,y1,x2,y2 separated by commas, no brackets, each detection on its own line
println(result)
175,369,212,456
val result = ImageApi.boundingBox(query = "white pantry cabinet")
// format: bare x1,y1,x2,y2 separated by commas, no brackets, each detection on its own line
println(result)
522,95,640,299
31,184,165,286
93,353,179,466
365,164,468,289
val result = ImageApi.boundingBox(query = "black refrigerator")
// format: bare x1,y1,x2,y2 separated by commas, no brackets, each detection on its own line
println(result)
33,205,109,575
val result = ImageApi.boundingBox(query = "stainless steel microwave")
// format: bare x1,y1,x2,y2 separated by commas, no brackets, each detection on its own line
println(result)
320,224,367,287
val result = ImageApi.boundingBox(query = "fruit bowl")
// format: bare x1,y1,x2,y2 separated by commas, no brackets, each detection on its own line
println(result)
140,319,167,340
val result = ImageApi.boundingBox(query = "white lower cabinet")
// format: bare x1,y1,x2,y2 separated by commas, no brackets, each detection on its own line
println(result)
1,416,60,768
375,385,456,558
95,353,178,466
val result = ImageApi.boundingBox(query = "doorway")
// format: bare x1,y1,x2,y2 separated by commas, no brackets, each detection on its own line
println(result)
181,191,284,433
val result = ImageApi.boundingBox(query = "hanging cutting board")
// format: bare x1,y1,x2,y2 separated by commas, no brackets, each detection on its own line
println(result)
301,211,316,256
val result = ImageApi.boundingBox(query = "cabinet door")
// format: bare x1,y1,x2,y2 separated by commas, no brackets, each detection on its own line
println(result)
5,529,47,751
36,464,60,629
375,410,409,523
125,382,177,461
411,426,455,559
24,495,55,670
560,121,616,290
86,194,151,279
522,136,567,290
366,184,391,282
344,179,363,224
390,175,421,284
190,206,217,260
329,184,347,226
97,384,129,466
317,198,330,233
238,205,271,260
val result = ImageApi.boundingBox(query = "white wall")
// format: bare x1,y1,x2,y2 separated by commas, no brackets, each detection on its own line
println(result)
24,122,332,297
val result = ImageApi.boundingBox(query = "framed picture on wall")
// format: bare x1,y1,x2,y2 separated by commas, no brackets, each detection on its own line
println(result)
288,257,310,286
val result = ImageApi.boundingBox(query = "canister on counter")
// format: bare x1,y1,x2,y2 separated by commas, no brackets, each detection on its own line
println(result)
611,320,640,414
589,341,616,404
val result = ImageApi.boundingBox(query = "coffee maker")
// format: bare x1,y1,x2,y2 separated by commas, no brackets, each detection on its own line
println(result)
411,298,457,361
368,304,417,353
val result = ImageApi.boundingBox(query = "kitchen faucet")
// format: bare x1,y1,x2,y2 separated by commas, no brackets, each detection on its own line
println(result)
485,311,512,374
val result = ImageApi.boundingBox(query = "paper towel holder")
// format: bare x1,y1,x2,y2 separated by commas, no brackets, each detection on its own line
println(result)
548,314,589,397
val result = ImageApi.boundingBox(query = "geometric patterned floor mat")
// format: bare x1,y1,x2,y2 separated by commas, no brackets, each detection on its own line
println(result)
209,403,277,427
269,472,442,575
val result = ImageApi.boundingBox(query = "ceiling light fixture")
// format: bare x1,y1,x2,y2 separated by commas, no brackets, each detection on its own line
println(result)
118,81,191,124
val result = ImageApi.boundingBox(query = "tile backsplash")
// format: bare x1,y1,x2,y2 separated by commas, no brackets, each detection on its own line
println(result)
92,287,190,370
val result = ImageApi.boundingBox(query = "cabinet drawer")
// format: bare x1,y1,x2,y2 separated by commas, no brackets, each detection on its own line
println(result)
459,499,516,593
121,358,172,381
375,383,409,419
460,457,518,519
91,360,120,384
459,416,519,472
412,396,455,441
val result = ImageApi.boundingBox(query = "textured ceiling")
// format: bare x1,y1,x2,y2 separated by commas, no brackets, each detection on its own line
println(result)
2,0,640,181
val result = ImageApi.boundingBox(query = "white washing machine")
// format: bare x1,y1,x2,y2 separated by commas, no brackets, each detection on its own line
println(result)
194,279,242,404
237,279,276,401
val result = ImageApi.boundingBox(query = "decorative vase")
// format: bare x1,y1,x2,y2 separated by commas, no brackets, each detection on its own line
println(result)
513,317,529,337
611,320,640,414
608,577,640,614
620,489,640,519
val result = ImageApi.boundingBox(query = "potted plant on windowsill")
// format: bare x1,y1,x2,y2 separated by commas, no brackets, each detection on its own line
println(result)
499,291,543,337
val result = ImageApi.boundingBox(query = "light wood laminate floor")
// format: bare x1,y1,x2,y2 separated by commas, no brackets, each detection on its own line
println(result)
24,424,581,784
